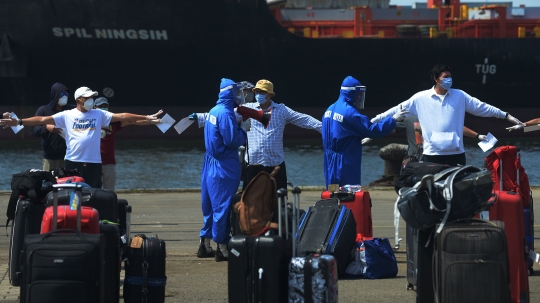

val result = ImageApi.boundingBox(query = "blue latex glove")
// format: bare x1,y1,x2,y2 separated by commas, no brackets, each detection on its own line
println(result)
188,113,198,121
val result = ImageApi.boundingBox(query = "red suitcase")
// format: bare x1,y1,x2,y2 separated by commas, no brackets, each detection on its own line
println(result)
56,176,86,184
322,190,372,237
41,205,100,234
485,191,530,303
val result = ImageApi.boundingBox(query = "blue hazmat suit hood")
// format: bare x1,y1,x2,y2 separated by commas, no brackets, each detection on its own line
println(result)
48,82,70,110
339,76,362,105
217,78,239,108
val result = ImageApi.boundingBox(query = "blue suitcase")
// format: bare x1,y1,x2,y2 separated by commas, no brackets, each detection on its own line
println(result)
296,198,357,274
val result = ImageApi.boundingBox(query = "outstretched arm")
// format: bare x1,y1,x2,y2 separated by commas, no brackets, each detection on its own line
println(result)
463,126,487,141
111,109,163,123
0,114,55,127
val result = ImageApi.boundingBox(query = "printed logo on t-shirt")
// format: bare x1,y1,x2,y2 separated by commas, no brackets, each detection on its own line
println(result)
72,118,97,132
333,113,343,123
209,115,217,125
324,111,332,118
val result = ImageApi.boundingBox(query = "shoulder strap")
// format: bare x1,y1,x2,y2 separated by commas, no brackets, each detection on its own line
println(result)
436,165,474,233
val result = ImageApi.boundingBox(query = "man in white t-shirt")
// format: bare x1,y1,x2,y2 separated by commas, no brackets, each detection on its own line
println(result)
1,86,162,188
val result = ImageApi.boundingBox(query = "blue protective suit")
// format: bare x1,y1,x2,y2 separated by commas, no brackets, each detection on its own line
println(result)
322,76,396,188
200,78,247,244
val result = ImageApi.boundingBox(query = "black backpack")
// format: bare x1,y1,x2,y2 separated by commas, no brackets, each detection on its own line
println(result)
394,162,451,194
6,169,56,220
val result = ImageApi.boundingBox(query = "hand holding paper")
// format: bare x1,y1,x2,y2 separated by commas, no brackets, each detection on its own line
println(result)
155,113,175,133
174,117,195,135
478,132,497,152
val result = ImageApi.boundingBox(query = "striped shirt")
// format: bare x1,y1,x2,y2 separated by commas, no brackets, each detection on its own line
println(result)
242,101,322,166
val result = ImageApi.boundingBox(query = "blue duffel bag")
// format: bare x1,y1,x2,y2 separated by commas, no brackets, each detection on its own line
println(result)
345,237,398,279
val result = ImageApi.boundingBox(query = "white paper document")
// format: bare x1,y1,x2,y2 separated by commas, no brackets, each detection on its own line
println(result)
156,113,175,133
478,132,497,152
174,117,195,135
524,124,540,133
529,250,540,264
9,112,24,134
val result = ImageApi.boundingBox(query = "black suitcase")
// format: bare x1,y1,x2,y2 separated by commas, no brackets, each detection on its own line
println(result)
8,198,46,286
228,188,291,303
123,234,167,303
117,198,129,236
100,221,121,303
46,187,118,222
20,184,105,303
406,223,419,291
433,219,511,303
296,198,357,274
288,187,339,303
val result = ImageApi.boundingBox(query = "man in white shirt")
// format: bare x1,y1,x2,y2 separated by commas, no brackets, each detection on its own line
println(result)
371,64,524,166
1,86,162,188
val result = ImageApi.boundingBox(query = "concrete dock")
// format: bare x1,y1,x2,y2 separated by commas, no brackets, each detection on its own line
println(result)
1,188,539,302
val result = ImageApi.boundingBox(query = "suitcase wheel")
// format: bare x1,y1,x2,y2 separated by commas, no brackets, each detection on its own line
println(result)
406,283,415,291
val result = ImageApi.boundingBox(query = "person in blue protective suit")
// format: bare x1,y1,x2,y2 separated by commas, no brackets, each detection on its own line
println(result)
197,78,247,262
322,76,408,189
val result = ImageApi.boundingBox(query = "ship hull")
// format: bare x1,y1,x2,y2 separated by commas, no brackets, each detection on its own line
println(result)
1,0,539,110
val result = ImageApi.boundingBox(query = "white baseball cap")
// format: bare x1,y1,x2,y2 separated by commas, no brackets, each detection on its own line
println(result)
74,86,98,100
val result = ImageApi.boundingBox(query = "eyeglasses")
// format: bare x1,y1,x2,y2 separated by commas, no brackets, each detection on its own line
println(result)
60,91,69,97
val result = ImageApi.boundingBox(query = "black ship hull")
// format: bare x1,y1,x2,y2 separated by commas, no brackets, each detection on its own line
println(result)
1,1,539,110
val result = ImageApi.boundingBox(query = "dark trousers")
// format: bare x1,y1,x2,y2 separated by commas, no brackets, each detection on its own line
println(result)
242,162,287,193
65,160,102,189
422,153,466,166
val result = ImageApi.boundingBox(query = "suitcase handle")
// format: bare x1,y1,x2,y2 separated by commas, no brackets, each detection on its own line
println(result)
52,184,84,231
42,228,85,239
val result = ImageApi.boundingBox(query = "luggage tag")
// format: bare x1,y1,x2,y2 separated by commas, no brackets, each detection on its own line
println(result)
69,190,81,210
130,236,143,249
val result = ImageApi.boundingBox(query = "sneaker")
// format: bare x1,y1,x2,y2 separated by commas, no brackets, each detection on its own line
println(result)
215,244,229,262
196,237,215,258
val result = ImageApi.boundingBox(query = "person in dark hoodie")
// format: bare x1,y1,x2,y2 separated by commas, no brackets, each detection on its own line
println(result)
31,83,74,171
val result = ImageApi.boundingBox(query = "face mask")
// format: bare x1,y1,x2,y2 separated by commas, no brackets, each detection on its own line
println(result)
83,99,94,110
58,96,68,106
440,77,452,90
245,92,254,103
98,108,109,112
255,93,267,104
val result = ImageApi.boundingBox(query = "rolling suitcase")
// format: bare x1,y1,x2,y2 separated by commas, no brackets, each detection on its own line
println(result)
117,198,129,236
41,205,100,234
296,198,356,274
433,219,511,303
228,188,290,303
123,234,167,303
46,187,118,222
8,198,46,286
289,187,339,303
100,221,121,303
20,183,105,303
484,191,530,303
405,223,418,291
322,190,372,237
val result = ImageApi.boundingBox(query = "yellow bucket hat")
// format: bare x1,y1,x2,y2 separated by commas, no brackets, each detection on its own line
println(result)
253,79,275,97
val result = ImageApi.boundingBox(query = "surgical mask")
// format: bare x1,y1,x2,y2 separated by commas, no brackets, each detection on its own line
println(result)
440,77,452,90
98,108,109,112
83,99,94,111
245,92,254,103
255,93,267,104
57,96,68,106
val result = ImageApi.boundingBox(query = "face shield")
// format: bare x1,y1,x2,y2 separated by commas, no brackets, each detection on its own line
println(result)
352,85,366,110
235,88,246,106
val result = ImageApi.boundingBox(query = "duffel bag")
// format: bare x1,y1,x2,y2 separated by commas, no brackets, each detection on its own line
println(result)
397,165,493,232
394,162,451,194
